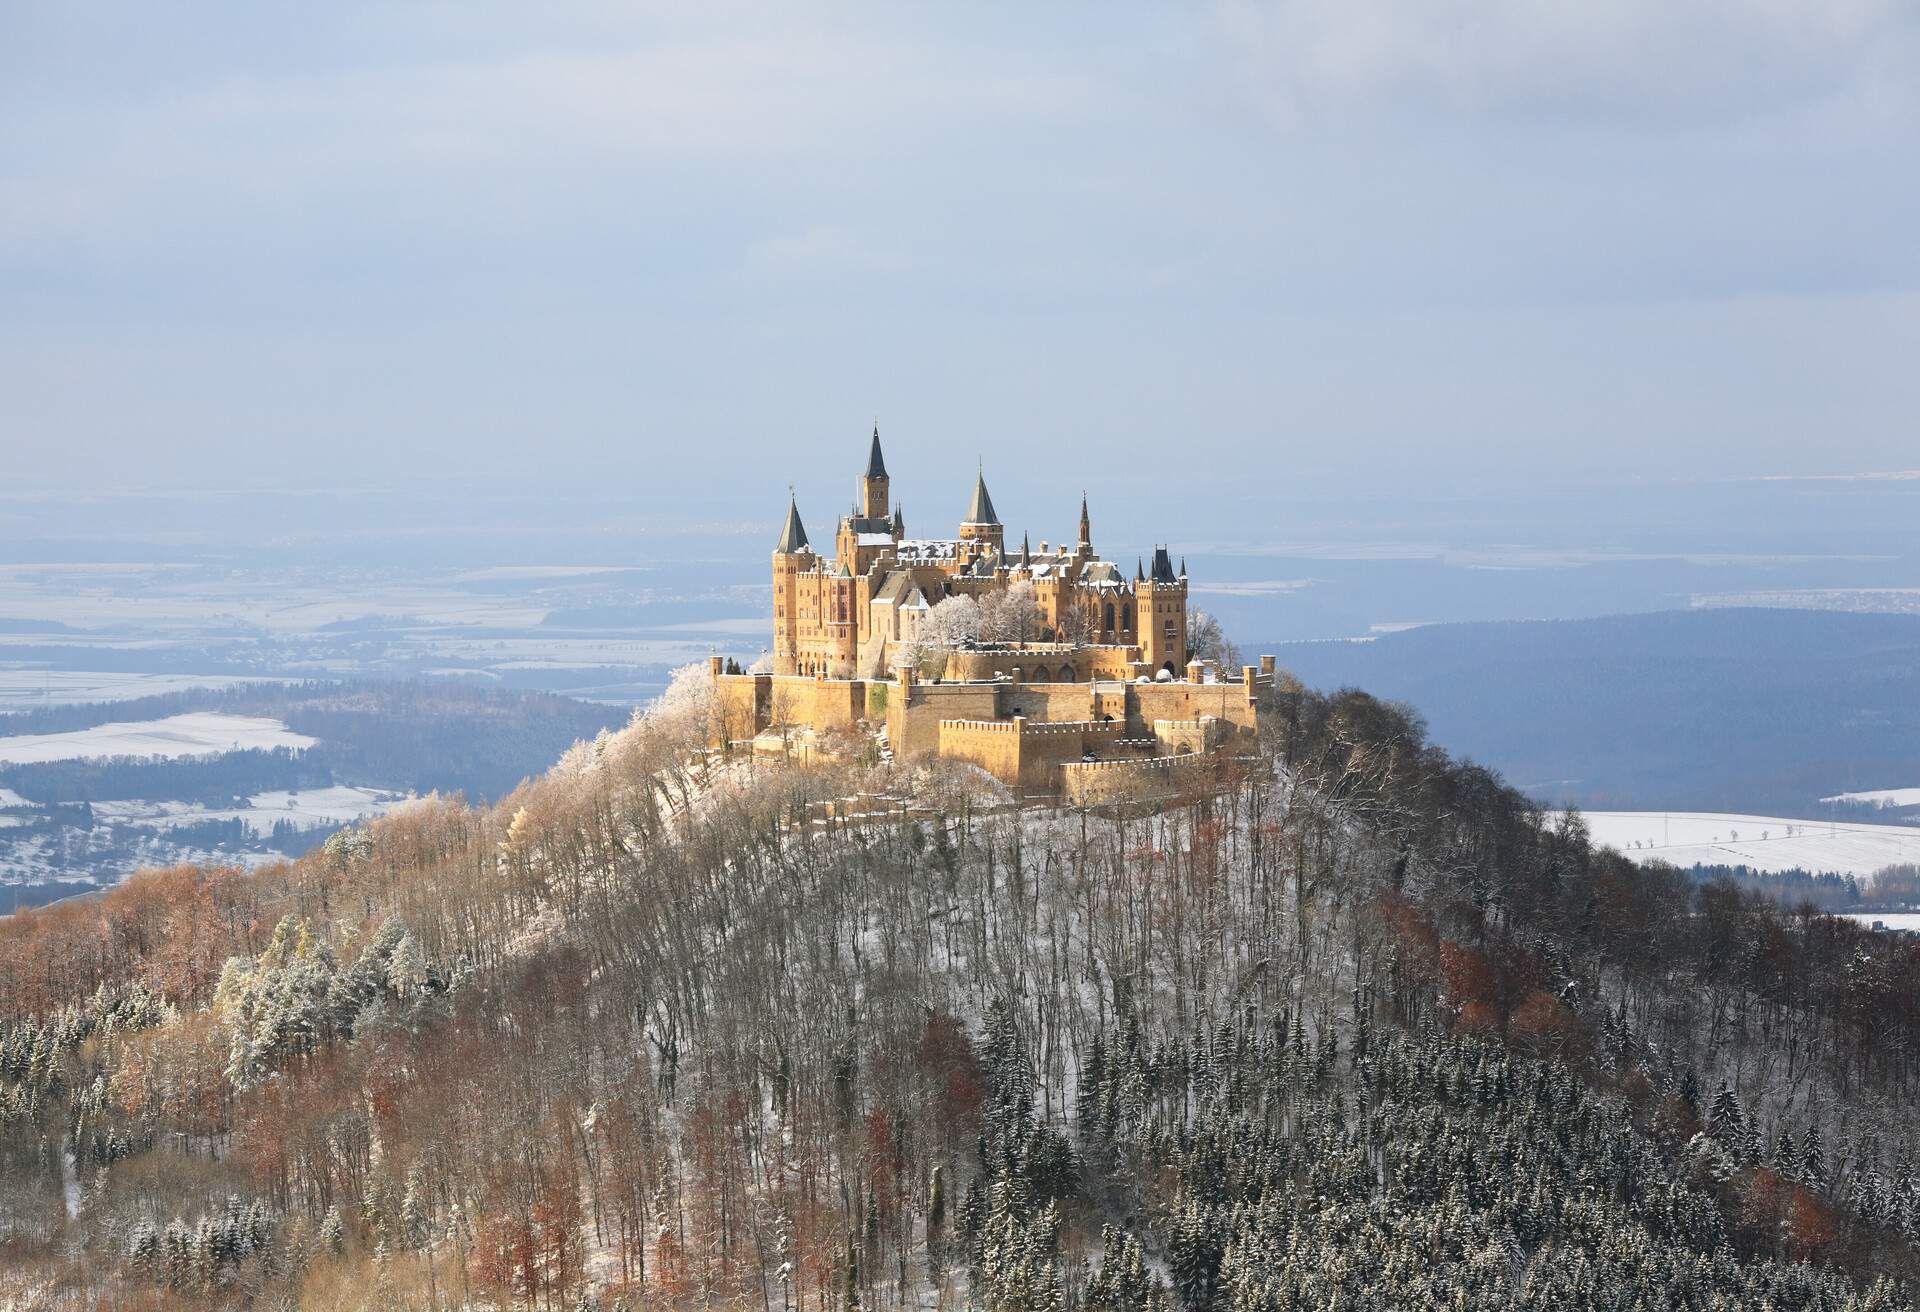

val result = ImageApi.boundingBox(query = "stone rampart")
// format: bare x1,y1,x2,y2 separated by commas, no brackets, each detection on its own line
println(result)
1061,752,1218,806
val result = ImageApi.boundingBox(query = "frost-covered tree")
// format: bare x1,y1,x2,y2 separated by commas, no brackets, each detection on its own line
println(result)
1185,607,1239,670
925,594,981,647
978,580,1045,644
647,661,717,747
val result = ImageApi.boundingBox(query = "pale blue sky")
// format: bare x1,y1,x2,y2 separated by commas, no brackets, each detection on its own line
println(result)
4,1,1918,509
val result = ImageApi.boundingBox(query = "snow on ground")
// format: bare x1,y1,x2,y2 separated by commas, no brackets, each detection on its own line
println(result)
90,785,403,835
1821,787,1920,809
1842,913,1920,931
1584,811,1920,877
0,712,316,764
62,1149,80,1219
0,788,29,807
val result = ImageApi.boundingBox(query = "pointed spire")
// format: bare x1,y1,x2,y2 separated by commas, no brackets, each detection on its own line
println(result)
891,505,905,537
1020,532,1032,568
1179,557,1187,578
1078,492,1091,547
1151,546,1176,584
775,492,810,554
865,424,888,479
964,466,999,525
1136,557,1145,582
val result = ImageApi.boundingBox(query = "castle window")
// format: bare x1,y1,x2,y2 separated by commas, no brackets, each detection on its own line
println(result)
1058,664,1075,682
1122,604,1134,630
1103,602,1115,631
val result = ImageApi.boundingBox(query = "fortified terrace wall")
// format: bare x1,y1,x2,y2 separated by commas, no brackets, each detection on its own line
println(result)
710,654,1280,800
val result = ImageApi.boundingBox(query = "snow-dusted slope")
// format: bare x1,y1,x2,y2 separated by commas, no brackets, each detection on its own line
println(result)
1584,810,1920,877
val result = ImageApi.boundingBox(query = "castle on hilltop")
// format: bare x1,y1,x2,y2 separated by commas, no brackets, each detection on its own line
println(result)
713,426,1276,802
772,426,1189,681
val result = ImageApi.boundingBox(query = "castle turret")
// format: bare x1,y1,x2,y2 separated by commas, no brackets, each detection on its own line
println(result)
772,494,812,675
1138,545,1188,675
775,494,810,555
958,466,1004,556
1078,493,1091,551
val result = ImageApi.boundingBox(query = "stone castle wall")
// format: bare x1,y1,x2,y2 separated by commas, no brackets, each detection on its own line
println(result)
712,653,1281,803
885,680,1001,760
1060,752,1218,806
1129,678,1262,737
714,671,871,745
1002,681,1099,723
937,717,1126,795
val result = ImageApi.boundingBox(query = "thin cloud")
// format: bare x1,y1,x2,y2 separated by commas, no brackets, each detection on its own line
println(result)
1207,0,1916,126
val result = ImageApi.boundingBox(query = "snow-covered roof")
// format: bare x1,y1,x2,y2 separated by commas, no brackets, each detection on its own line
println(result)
895,539,960,562
856,532,893,547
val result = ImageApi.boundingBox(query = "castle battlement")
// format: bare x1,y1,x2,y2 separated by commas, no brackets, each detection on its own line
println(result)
937,717,1123,738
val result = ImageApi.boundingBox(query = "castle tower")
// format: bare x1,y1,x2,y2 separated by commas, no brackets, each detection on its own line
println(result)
772,493,812,676
958,466,1004,556
1137,545,1188,675
860,425,890,520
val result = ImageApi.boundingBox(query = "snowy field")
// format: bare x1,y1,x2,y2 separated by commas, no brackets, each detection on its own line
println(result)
0,712,316,764
1822,787,1920,809
89,785,404,835
1842,913,1920,931
1584,811,1920,877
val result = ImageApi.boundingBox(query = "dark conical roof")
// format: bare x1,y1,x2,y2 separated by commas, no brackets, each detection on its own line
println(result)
775,495,810,554
866,425,888,479
1150,546,1177,584
965,468,999,525
891,505,905,536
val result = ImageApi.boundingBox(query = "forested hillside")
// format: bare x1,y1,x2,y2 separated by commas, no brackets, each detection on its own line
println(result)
2,672,1919,1308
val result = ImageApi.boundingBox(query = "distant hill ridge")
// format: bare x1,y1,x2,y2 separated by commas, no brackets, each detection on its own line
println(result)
1268,607,1920,814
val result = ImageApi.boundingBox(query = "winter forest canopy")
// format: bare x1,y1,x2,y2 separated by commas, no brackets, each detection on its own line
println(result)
2,664,1920,1309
